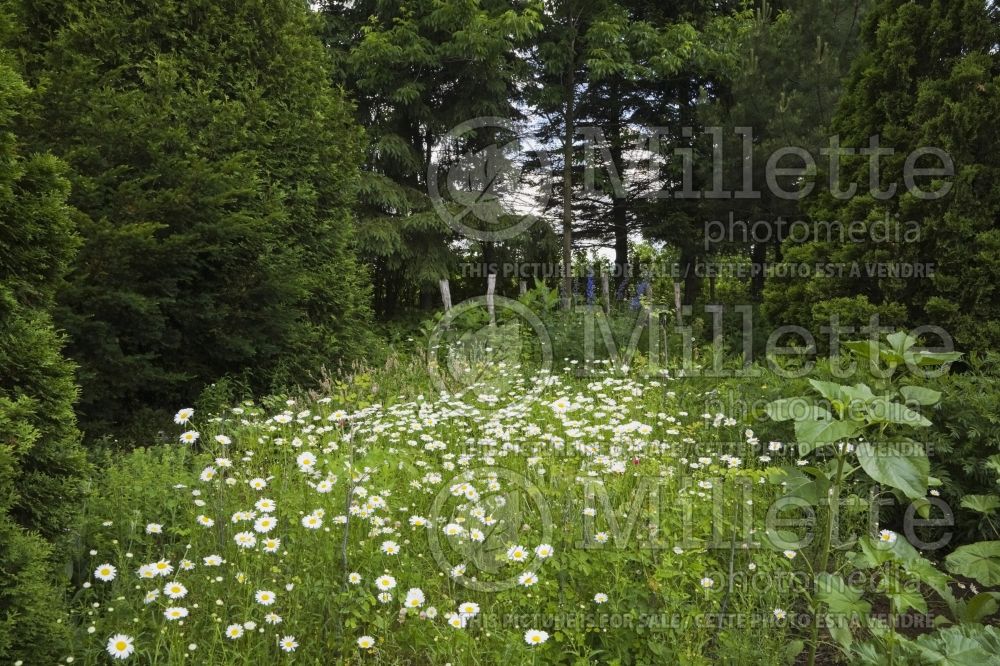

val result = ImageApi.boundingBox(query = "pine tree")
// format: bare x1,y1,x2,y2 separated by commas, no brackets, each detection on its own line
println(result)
0,51,88,663
11,0,373,435
322,0,542,316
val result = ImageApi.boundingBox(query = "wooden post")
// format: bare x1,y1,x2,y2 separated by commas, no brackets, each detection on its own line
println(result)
440,279,452,312
673,282,682,326
601,272,610,315
486,273,496,325
519,280,528,296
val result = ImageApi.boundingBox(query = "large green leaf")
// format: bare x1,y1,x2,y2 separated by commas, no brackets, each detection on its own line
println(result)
794,417,863,455
866,397,932,427
961,495,1000,515
855,440,929,499
945,542,1000,587
816,572,871,616
900,385,942,406
765,398,829,422
913,627,997,665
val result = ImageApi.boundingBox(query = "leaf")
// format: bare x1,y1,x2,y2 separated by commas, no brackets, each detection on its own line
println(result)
867,397,932,427
808,379,846,403
887,331,917,356
765,397,829,422
782,639,804,665
960,592,1000,623
855,440,929,500
961,495,1000,515
816,572,871,617
912,350,963,366
794,417,863,455
900,385,942,406
914,627,996,665
945,542,1000,586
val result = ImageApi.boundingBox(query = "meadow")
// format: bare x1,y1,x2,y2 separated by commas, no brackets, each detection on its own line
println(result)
61,317,1000,665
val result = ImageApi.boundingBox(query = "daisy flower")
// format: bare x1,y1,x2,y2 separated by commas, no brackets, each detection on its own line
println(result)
375,575,396,591
255,590,277,606
594,593,608,604
179,431,200,444
524,629,549,646
106,634,135,660
225,624,244,639
94,563,117,582
279,636,298,653
163,582,187,599
173,408,194,424
357,635,375,649
164,607,189,621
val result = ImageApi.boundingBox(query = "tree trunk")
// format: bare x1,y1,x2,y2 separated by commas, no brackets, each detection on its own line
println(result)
561,31,576,309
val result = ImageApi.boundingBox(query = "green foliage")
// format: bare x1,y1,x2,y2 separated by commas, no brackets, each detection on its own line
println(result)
764,0,1000,353
0,55,88,664
11,0,373,437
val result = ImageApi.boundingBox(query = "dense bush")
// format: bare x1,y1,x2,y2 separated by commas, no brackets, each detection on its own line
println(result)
8,0,374,438
0,56,88,663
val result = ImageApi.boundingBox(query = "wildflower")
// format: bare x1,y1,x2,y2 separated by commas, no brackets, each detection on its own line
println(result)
375,575,396,591
279,636,298,653
225,624,244,639
203,555,223,566
594,593,608,604
783,550,797,559
143,590,159,604
179,431,200,444
197,515,214,527
377,592,393,603
506,545,528,562
249,478,267,490
518,572,538,587
381,540,400,555
265,613,282,625
255,498,276,512
357,635,375,649
446,613,467,629
174,408,194,424
255,590,277,606
94,563,117,582
878,529,898,545
106,634,135,660
404,588,425,608
164,607,189,621
534,543,554,559
234,531,257,548
254,516,277,533
214,434,231,446
199,467,216,482
594,532,609,544
301,514,323,529
262,538,281,553
458,601,480,618
773,608,787,620
700,577,715,589
524,629,549,646
349,572,362,584
145,523,162,535
163,582,187,599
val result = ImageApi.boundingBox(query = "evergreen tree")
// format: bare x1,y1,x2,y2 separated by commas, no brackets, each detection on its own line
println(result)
763,0,1000,348
322,0,542,316
11,0,372,435
0,51,88,662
